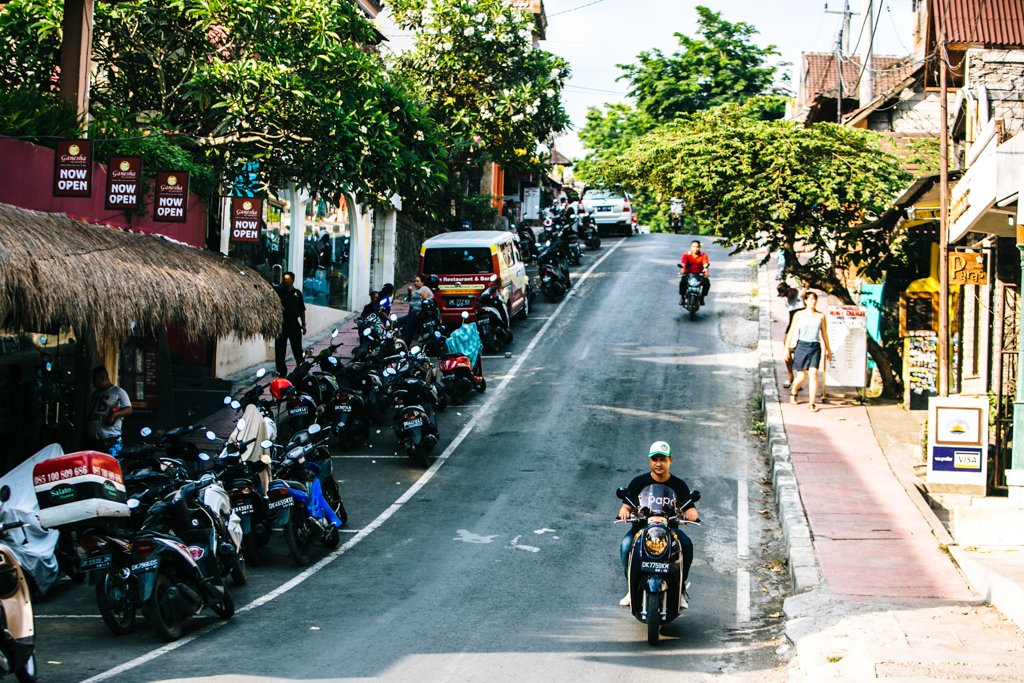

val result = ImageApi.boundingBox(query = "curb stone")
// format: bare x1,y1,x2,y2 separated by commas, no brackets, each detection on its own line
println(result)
754,265,823,602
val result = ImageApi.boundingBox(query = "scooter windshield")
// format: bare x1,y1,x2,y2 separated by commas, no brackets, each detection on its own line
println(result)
637,484,679,516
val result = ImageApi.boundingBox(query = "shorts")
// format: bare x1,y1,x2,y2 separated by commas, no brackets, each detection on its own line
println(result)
792,340,821,371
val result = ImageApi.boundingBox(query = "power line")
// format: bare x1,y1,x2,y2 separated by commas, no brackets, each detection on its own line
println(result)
548,0,615,19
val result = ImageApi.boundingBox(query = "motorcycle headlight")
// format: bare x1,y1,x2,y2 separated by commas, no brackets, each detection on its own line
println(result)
644,527,669,557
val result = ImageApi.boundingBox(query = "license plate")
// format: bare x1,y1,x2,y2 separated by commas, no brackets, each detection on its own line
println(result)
233,503,254,516
81,554,112,571
403,418,423,429
596,205,613,212
290,406,309,416
130,558,158,573
338,404,352,412
443,374,455,381
448,297,472,308
268,497,293,510
641,561,670,573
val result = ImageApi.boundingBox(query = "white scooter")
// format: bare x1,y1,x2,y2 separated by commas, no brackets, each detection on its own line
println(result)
0,485,36,682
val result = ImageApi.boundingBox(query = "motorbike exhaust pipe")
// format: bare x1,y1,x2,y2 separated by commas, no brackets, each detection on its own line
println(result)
171,582,203,611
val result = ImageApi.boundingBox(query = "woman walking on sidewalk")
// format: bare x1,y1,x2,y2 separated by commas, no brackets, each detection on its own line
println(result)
784,291,832,412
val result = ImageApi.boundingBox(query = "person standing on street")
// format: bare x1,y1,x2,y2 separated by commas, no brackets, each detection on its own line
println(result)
85,366,132,457
784,291,832,412
396,276,433,342
275,271,306,376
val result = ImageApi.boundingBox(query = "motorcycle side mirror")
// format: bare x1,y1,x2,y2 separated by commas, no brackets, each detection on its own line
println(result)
363,329,373,338
331,328,339,338
410,346,421,355
230,400,241,410
690,490,701,502
256,368,267,379
236,418,247,432
126,498,140,510
200,473,215,485
308,423,322,435
205,430,217,441
328,356,338,365
260,439,274,449
140,427,153,438
198,452,211,461
0,485,9,503
461,311,469,320
615,487,628,500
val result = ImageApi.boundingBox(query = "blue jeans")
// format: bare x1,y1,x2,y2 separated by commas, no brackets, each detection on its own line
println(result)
620,527,693,582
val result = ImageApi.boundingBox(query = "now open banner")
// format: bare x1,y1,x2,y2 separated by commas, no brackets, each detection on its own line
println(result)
104,155,142,211
229,197,262,243
53,139,93,197
153,171,189,223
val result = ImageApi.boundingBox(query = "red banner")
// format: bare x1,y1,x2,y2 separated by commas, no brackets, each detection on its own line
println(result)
229,197,263,243
53,139,93,197
104,155,142,211
153,171,190,223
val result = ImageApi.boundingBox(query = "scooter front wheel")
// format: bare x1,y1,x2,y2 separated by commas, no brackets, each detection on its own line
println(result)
209,585,234,619
284,513,313,566
647,592,662,645
96,579,136,635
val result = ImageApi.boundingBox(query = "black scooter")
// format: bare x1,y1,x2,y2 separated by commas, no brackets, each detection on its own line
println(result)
536,241,570,302
475,274,513,352
615,486,701,645
679,269,706,321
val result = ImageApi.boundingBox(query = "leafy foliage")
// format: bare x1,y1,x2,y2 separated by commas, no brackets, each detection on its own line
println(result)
0,88,80,141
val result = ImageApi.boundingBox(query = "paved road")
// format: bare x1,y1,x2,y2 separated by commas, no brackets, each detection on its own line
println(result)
34,234,790,682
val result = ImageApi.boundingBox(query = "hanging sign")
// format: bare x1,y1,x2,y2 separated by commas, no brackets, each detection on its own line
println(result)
229,197,263,243
949,252,988,286
927,396,988,492
53,139,93,197
104,156,142,211
153,171,189,223
825,305,867,388
523,187,541,220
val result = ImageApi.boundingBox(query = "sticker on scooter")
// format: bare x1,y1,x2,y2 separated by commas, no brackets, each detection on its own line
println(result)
188,546,205,560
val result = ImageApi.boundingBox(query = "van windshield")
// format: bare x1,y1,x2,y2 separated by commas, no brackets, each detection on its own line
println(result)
423,247,493,275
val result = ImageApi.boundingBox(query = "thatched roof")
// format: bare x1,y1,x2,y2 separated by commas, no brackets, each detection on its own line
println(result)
0,202,281,342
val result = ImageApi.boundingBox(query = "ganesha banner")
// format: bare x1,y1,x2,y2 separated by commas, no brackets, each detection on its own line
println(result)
229,197,262,243
53,139,93,197
153,171,189,223
104,156,142,210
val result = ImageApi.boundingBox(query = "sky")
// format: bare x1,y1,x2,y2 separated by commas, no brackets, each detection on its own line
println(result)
540,0,916,159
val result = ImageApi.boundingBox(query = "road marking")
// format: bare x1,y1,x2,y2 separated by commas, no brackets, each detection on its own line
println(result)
81,239,625,683
737,478,751,624
333,455,406,459
35,614,100,619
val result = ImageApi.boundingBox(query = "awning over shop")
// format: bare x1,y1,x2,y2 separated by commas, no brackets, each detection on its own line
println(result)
949,121,1024,243
0,202,281,342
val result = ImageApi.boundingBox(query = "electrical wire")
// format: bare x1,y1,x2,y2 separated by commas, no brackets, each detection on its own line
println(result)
548,0,612,19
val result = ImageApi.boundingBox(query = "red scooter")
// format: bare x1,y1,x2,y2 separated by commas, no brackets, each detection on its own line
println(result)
439,314,486,404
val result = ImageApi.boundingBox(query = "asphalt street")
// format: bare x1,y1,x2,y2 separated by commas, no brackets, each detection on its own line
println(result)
33,233,791,682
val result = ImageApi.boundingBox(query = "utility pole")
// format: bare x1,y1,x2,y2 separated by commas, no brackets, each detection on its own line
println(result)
825,1,856,124
58,0,95,125
857,0,875,108
938,2,950,397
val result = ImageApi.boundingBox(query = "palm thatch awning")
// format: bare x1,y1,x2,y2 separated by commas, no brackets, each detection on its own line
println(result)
0,202,281,342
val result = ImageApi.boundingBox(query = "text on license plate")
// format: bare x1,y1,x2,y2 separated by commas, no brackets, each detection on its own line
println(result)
268,498,293,510
233,504,254,515
338,404,352,412
130,558,158,573
447,298,472,308
82,554,112,571
290,406,309,416
597,205,613,212
641,561,670,573
403,418,423,429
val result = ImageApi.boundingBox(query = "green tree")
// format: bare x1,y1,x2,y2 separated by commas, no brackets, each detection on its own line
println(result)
389,0,570,226
620,5,784,122
589,102,910,397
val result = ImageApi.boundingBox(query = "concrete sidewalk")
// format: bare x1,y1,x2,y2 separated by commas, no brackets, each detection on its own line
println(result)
755,265,1024,681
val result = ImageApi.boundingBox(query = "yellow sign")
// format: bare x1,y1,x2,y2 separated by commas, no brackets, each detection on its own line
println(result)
949,252,987,286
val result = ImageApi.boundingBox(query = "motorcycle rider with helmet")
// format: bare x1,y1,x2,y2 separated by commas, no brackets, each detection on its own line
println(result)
679,240,710,306
616,441,699,606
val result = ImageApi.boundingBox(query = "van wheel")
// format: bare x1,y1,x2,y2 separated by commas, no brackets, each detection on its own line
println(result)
516,293,529,320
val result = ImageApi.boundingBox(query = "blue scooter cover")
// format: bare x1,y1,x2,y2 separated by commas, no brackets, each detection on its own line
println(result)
446,322,482,367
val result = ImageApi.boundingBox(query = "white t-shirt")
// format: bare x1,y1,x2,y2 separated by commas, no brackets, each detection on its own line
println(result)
88,384,132,440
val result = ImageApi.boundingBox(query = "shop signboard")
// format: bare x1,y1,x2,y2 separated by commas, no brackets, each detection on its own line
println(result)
825,305,867,388
153,171,189,223
927,396,988,491
229,197,263,243
523,187,541,220
53,139,93,197
949,252,988,286
104,156,142,210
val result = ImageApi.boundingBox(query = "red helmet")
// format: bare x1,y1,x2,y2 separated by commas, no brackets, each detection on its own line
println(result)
269,377,295,400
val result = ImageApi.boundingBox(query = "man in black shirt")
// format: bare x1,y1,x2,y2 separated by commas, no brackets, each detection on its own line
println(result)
275,271,306,376
616,440,699,606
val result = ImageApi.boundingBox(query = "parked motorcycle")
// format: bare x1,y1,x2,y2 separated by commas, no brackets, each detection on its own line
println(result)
579,210,601,250
439,317,486,404
475,274,513,352
384,364,439,468
267,423,347,566
536,241,570,302
615,486,700,645
0,486,36,682
680,270,705,321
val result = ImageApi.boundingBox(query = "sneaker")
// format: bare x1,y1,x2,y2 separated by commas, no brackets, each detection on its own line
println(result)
680,593,688,610
679,297,685,306
619,592,631,607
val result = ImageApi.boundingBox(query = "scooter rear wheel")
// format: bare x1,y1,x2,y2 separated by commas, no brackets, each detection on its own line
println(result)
143,573,183,642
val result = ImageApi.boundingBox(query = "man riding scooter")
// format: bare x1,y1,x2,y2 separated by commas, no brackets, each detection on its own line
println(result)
678,240,710,306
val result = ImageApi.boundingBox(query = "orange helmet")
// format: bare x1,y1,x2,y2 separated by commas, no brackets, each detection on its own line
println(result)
269,377,295,400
